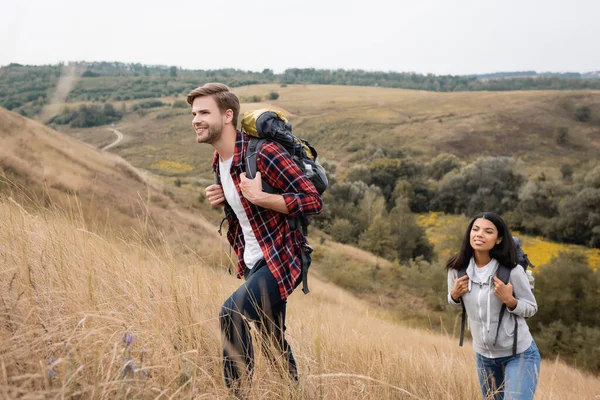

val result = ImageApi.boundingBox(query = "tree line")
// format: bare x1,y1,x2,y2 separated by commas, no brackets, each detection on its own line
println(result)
3,62,600,118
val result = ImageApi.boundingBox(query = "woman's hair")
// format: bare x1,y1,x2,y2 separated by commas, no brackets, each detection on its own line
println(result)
446,212,517,271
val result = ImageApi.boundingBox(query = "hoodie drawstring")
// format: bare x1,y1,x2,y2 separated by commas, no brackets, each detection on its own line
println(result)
486,274,493,333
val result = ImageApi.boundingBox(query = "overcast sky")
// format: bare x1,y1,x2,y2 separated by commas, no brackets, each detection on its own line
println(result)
1,0,598,75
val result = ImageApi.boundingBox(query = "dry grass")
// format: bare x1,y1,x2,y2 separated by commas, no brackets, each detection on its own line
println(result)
1,194,600,399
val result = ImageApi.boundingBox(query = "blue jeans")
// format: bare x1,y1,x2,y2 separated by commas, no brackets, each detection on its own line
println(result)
476,341,541,400
219,259,298,390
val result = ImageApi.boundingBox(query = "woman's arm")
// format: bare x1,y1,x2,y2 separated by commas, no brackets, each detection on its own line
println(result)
507,266,538,318
447,269,463,309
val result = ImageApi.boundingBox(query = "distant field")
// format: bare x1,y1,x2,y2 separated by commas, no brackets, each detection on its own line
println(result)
53,84,600,182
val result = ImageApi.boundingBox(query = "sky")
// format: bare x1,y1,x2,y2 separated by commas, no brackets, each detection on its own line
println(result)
1,0,598,76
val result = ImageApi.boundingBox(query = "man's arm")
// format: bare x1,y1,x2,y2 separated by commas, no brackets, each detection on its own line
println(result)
239,171,289,213
241,142,323,215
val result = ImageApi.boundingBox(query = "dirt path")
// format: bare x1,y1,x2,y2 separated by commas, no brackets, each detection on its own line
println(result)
102,128,124,151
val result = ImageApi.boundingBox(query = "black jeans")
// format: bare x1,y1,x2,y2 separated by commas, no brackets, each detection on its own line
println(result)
219,259,298,389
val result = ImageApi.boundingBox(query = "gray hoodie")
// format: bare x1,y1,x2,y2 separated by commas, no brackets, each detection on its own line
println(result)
447,258,538,358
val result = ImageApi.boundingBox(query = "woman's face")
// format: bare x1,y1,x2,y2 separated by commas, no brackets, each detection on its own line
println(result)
470,218,502,253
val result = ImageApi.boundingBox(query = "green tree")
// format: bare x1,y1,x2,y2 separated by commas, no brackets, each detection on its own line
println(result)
435,156,524,215
550,188,600,247
429,153,462,180
345,164,371,185
330,218,355,244
359,214,395,260
357,185,386,231
388,199,434,261
532,251,600,328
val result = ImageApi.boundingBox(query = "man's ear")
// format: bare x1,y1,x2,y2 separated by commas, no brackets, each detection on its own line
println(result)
224,109,234,125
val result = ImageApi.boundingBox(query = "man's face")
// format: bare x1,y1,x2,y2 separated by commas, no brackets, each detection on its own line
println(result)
191,96,225,144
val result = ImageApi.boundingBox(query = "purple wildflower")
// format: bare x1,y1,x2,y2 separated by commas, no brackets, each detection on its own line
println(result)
121,333,134,344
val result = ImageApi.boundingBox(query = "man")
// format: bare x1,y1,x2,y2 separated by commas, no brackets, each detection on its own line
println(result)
186,83,322,393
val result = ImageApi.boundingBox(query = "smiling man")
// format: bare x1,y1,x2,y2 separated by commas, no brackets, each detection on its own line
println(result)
186,83,322,394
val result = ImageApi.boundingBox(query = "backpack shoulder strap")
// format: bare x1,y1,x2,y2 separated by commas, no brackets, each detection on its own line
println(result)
245,137,264,180
493,264,517,356
245,137,276,193
496,264,511,284
456,266,468,347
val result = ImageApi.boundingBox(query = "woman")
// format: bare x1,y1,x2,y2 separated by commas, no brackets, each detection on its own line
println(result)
447,212,540,400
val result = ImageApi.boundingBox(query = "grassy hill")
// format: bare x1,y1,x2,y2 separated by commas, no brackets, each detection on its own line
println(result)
0,108,223,260
1,114,599,396
48,84,600,183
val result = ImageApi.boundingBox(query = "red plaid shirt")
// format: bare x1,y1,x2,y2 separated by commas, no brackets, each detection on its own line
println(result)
212,130,323,300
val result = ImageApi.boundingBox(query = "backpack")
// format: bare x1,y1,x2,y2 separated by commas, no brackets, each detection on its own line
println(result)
241,109,328,198
456,236,535,356
234,109,327,294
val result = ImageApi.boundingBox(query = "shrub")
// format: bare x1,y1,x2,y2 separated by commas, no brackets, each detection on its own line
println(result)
574,106,591,122
132,100,165,110
555,126,569,145
172,100,188,108
330,218,355,244
560,164,573,181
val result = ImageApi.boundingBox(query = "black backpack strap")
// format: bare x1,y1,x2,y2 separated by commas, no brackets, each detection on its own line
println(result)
456,267,468,347
513,317,518,356
493,264,518,356
459,301,467,347
245,137,276,193
300,248,310,294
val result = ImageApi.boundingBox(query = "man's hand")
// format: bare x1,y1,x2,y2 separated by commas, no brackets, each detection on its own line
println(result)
239,171,264,205
493,276,518,309
205,184,225,207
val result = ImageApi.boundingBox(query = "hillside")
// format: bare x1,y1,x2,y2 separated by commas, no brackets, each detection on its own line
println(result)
2,170,600,399
0,107,221,258
51,84,600,182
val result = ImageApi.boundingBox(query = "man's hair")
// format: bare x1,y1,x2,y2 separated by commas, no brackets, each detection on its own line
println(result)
186,83,240,126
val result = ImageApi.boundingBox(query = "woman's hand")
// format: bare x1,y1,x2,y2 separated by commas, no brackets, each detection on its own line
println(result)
493,276,518,309
451,275,469,302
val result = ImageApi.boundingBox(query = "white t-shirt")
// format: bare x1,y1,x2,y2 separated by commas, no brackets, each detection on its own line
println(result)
219,157,263,269
470,257,497,284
